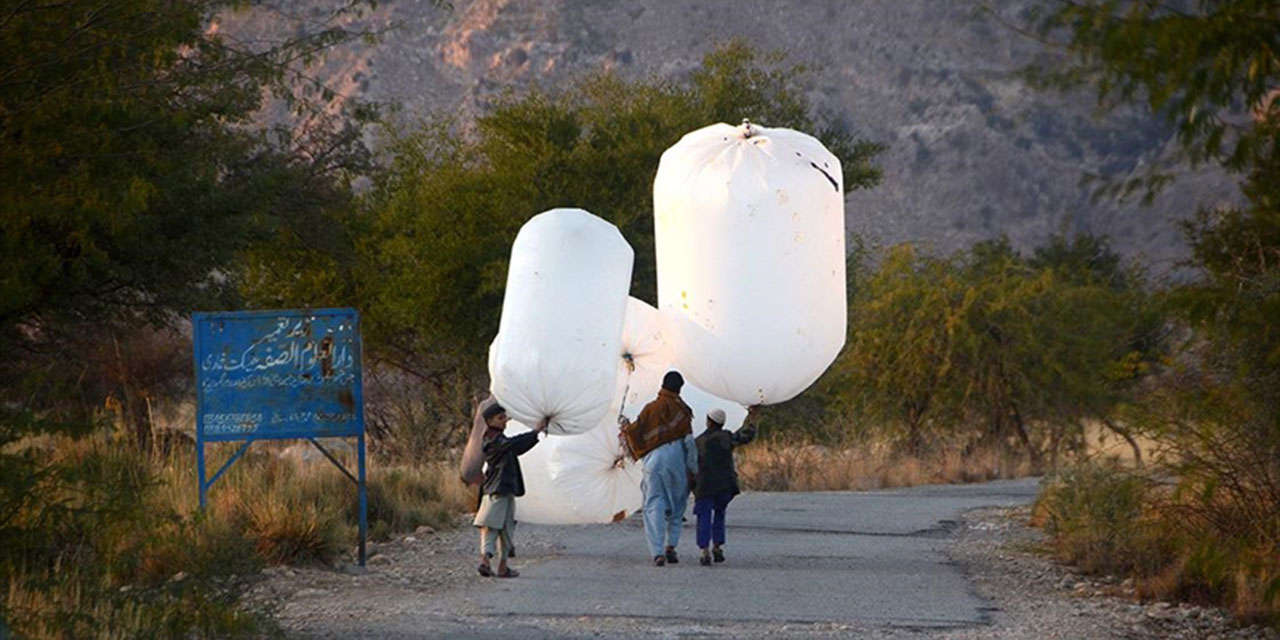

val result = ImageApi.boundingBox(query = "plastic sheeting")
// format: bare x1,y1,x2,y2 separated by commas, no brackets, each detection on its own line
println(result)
653,122,847,406
488,208,634,435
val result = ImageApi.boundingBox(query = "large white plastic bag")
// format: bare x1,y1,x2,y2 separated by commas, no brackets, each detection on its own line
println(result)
488,208,634,435
653,122,847,406
507,422,591,524
513,301,747,525
512,298,664,525
547,421,643,523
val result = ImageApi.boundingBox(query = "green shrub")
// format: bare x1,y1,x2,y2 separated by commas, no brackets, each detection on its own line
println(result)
1036,463,1165,575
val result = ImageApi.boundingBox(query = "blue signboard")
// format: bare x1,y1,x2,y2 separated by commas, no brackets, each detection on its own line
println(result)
193,308,367,564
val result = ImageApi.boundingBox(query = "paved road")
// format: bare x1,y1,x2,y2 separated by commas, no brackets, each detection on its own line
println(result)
293,478,1040,638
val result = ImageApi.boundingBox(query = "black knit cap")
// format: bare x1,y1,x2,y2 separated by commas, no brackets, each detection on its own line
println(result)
662,370,684,392
482,402,506,421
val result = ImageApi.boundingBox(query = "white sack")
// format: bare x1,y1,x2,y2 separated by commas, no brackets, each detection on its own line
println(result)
488,208,634,435
512,297,664,524
653,122,847,406
508,422,591,524
617,299,747,431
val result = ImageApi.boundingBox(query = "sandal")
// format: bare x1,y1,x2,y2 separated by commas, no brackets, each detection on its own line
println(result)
496,567,519,578
477,564,493,577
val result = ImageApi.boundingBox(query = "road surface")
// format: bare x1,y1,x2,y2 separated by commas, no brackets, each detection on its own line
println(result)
277,478,1041,638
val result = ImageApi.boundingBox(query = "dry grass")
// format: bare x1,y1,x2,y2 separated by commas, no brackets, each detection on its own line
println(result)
1036,463,1280,627
2,433,472,639
154,440,472,560
737,440,1034,492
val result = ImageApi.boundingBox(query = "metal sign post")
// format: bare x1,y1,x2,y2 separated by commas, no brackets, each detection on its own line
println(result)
193,308,368,566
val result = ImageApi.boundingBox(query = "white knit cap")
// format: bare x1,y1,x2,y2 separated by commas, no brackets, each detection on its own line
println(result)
707,408,727,425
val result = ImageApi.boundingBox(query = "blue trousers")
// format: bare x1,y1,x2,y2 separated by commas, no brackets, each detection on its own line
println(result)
694,492,734,549
641,457,689,556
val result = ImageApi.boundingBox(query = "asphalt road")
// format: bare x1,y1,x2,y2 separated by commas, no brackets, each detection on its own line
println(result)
289,478,1041,638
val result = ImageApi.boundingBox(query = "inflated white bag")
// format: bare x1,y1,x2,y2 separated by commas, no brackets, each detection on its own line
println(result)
654,121,847,406
617,299,747,429
510,419,642,525
488,208,634,435
507,422,589,524
614,298,671,419
512,298,664,524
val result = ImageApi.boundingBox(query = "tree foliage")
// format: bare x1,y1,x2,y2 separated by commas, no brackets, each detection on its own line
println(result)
0,0,374,337
1031,1,1280,617
1029,0,1280,201
822,234,1154,464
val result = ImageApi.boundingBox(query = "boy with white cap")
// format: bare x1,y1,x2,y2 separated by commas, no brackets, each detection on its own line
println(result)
692,406,756,566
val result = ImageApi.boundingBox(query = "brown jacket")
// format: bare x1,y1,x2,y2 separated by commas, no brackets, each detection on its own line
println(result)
622,389,692,460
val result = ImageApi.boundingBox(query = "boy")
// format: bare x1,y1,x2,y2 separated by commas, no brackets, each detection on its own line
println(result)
474,403,547,577
692,407,755,566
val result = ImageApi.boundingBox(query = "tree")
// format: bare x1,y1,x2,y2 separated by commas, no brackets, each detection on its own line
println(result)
826,244,971,453
0,0,378,435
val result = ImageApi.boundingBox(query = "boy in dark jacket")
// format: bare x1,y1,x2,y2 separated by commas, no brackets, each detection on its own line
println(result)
692,407,756,566
473,403,546,578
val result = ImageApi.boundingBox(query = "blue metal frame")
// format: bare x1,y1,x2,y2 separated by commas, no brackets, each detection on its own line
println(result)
193,308,368,566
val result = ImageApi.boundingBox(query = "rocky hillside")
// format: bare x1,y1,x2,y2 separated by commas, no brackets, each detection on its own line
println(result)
225,0,1239,272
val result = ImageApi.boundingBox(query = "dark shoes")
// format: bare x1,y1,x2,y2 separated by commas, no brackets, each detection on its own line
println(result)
480,564,518,578
653,555,666,567
664,547,679,564
712,546,725,563
699,552,712,566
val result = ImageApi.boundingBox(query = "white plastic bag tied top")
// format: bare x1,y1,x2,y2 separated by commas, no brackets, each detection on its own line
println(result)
547,421,643,523
488,208,634,435
614,297,672,420
509,419,643,525
653,121,847,406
